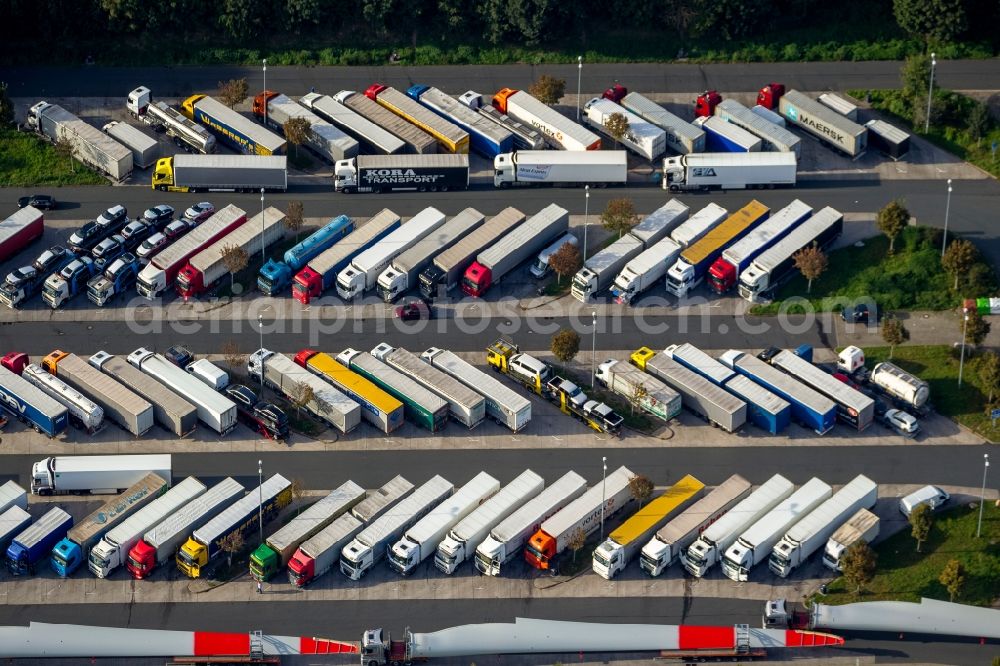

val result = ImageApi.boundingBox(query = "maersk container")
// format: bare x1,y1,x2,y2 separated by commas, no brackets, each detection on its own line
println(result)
0,482,27,516
255,350,361,434
335,90,437,154
0,206,44,263
88,352,197,437
621,92,705,154
22,363,104,433
181,94,286,156
779,90,867,157
714,99,801,156
770,350,874,431
421,348,530,432
300,92,405,155
252,91,358,163
337,349,449,432
0,506,31,555
493,88,601,151
6,507,72,575
372,345,485,429
0,365,69,437
367,84,469,154
583,97,666,160
408,85,513,158
27,102,132,181
694,116,761,153
595,359,681,423
103,121,159,169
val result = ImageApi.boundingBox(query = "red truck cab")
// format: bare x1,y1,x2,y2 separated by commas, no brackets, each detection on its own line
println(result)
706,257,737,294
602,84,627,103
756,83,786,110
126,539,156,579
1,352,29,375
294,349,319,368
175,263,204,300
251,90,279,119
365,84,388,101
460,261,491,298
695,91,722,117
287,547,313,587
292,267,323,304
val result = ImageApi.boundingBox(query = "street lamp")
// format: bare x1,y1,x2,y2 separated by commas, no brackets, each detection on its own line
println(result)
583,185,590,262
959,310,969,387
260,188,266,265
600,456,607,541
257,314,264,394
576,56,583,122
257,459,264,546
262,59,267,128
591,311,597,389
925,52,936,134
977,453,990,538
942,179,953,259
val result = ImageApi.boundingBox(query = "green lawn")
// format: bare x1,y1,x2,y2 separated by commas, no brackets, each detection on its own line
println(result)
0,128,106,186
822,502,1000,606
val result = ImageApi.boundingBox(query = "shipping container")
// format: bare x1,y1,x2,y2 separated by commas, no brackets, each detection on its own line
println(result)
421,348,530,432
770,350,874,430
493,88,601,151
621,92,706,154
338,349,449,432
335,90,436,154
865,119,910,161
367,85,469,154
181,94,285,155
583,97,666,160
817,93,859,121
103,121,159,169
253,350,361,434
714,100,801,155
300,92,405,155
408,85,512,158
779,90,867,157
252,91,357,163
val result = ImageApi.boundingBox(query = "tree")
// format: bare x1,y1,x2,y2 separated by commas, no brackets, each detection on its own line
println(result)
630,381,649,416
550,328,580,364
979,351,1000,402
528,74,566,105
881,317,909,359
222,339,245,375
0,82,14,127
604,112,630,148
220,244,249,291
217,78,249,109
938,558,965,602
291,477,306,503
283,0,324,28
601,198,639,239
967,104,991,147
548,242,581,284
53,136,76,173
942,239,979,290
697,0,770,41
568,527,586,563
893,0,966,44
283,117,311,157
219,530,244,567
289,381,314,417
909,503,933,553
285,201,305,242
877,200,909,253
218,0,265,39
793,245,828,293
628,474,655,507
964,310,991,346
841,540,877,595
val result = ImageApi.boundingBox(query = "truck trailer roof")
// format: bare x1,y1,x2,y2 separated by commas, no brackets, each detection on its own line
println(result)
609,474,704,546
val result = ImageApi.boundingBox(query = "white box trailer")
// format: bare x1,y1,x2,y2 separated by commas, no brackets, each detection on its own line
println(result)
493,150,627,188
640,474,752,577
822,507,880,571
127,348,237,435
22,363,104,434
640,351,746,433
571,234,643,302
257,92,358,162
721,477,832,581
89,352,197,437
435,469,544,574
669,202,729,248
0,506,31,552
769,474,877,577
779,89,867,157
0,482,28,515
258,350,360,433
663,152,797,192
372,345,485,429
818,93,860,122
353,476,414,523
583,97,666,160
770,349,874,431
46,352,153,436
621,92,705,154
102,121,158,169
714,99,801,155
300,92,405,155
335,91,436,154
595,360,681,423
494,88,601,151
27,102,133,181
30,454,171,496
467,204,569,293
611,237,681,305
421,347,530,432
336,207,445,299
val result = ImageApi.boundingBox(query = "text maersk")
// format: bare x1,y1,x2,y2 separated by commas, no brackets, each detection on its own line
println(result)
795,110,846,144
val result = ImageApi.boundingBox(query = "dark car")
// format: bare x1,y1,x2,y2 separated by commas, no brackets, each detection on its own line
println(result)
141,205,174,231
95,205,129,233
841,303,875,325
120,221,153,252
91,234,126,266
757,346,782,363
163,220,190,242
394,299,432,321
68,221,112,253
4,266,37,288
253,402,289,440
33,246,72,274
225,384,259,417
165,345,194,368
17,194,56,210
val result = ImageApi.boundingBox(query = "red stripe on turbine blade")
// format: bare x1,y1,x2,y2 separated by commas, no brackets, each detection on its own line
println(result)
786,630,845,647
677,626,735,650
193,632,251,656
299,637,360,654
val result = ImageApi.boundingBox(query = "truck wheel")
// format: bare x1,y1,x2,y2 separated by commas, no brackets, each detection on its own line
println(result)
372,187,382,194
669,185,679,192
441,186,449,192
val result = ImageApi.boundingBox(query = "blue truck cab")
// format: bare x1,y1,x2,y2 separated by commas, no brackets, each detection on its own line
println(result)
257,215,354,295
49,537,84,576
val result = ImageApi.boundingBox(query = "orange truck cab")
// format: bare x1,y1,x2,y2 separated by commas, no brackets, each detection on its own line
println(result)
524,529,557,569
42,350,68,374
251,90,280,118
491,88,518,114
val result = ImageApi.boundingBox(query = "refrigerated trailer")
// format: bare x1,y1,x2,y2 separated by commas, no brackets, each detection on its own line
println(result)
367,85,469,154
0,365,69,438
493,88,601,151
621,92,706,155
769,349,874,430
662,152,797,192
102,121,159,169
779,90,867,158
714,100,801,156
338,349,449,432
300,92,405,155
30,454,171,496
181,94,285,156
151,155,287,193
408,85,513,158
335,90,436,154
583,97,666,160
252,91,358,163
26,102,132,181
493,151,627,188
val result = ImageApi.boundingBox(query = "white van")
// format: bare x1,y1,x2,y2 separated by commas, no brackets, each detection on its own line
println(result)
899,485,950,517
186,359,230,391
530,233,579,279
508,353,551,387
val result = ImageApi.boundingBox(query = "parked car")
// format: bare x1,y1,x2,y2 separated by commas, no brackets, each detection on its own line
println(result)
136,233,169,264
840,303,876,325
120,221,153,252
163,220,191,242
183,202,214,225
394,299,432,321
165,345,194,368
141,205,174,231
33,246,72,274
881,408,919,437
4,266,37,288
91,234,126,266
225,384,259,418
253,402,289,440
68,221,110,253
95,205,129,232
17,194,56,210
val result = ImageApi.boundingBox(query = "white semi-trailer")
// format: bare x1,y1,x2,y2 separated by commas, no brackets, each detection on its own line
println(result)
662,153,797,192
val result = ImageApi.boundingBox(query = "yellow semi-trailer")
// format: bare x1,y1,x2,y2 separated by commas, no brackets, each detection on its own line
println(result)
366,85,469,154
294,350,403,434
151,155,287,193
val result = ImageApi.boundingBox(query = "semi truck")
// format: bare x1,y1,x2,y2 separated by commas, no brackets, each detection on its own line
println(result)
137,204,248,299
288,475,413,587
30,454,170,496
389,471,499,575
181,94,285,156
707,200,812,294
336,207,444,299
41,256,98,309
0,365,69,437
87,253,141,305
435,469,543,574
779,90,867,158
0,207,44,263
666,200,769,297
620,91,706,154
474,471,587,576
695,116,761,153
870,362,930,410
102,121,159,169
252,90,358,163
88,476,206,578
418,207,525,299
335,153,469,194
300,92,406,155
337,349,449,432
769,349,874,431
721,477,832,581
595,359,682,423
611,237,681,305
681,474,794,577
257,215,354,296
631,347,746,433
640,474,752,577
461,204,569,297
126,477,244,579
249,349,361,434
292,209,400,303
492,88,601,151
26,102,133,181
367,84,469,154
334,90,436,154
585,97,666,160
572,199,685,301
738,206,843,301
6,507,72,576
492,150,627,188
50,473,167,577
525,466,635,570
372,344,485,429
291,349,400,433
128,87,217,154
340,475,453,580
127,348,237,435
151,155,288,193
408,85,513,158
662,152,797,192
377,208,484,301
720,350,836,435
42,351,154,437
769,474,877,578
20,363,102,433
88,352,197,437
2,246,78,310
593,474,704,580
714,99,801,155
457,91,546,151
249,480,365,582
822,508,880,571
176,207,286,298
421,347,530,432
0,507,31,557
176,474,291,578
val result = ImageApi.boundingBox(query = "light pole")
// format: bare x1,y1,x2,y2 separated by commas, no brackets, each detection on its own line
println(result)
576,56,582,122
257,314,264,394
941,179,953,258
257,459,264,546
262,59,267,128
599,456,607,541
583,185,590,262
959,311,969,387
260,188,266,265
591,311,597,389
925,52,936,134
977,453,990,538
